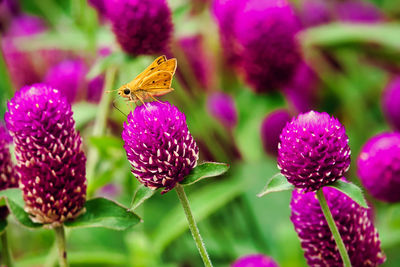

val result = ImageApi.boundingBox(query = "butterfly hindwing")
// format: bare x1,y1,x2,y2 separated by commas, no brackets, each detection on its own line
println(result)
139,71,173,90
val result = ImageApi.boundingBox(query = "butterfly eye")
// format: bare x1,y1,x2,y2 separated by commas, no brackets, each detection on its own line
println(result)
123,88,131,95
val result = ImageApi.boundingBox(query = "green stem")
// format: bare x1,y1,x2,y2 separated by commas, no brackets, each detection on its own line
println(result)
1,230,14,267
54,225,68,267
86,66,118,197
316,189,352,267
175,184,213,267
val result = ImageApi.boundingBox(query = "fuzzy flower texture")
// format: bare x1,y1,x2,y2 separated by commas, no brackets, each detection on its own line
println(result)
278,111,350,192
0,124,18,219
122,102,199,193
291,184,385,266
5,84,87,226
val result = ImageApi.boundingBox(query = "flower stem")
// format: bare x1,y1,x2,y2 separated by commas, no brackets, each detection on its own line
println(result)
54,225,68,267
1,230,14,267
86,65,118,197
175,184,213,267
316,189,352,267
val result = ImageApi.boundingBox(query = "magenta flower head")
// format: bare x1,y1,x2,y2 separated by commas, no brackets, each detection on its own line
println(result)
107,0,173,55
261,109,291,157
0,124,18,220
357,133,400,202
178,35,214,90
291,183,385,266
232,254,278,267
212,0,245,65
0,0,20,32
277,111,350,192
382,77,400,131
5,84,87,226
336,0,382,23
234,0,301,92
207,92,238,129
44,59,88,103
122,102,199,193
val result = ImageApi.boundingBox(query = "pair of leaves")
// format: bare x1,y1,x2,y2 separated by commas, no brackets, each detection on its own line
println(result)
0,188,140,230
258,173,368,208
129,162,230,211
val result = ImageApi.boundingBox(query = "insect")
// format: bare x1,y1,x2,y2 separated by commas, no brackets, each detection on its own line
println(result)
108,55,177,106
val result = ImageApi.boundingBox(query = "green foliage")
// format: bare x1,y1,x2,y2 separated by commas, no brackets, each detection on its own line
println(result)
181,162,230,186
327,180,368,208
257,173,294,197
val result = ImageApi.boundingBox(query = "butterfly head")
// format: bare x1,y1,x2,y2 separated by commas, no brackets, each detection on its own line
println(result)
117,86,132,98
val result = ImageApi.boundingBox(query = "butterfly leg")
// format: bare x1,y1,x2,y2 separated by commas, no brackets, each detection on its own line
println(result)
132,92,149,111
148,94,164,104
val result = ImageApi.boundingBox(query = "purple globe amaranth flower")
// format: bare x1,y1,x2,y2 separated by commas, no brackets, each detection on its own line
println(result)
207,92,238,129
291,182,385,266
107,0,173,55
357,133,400,202
336,0,383,23
5,84,87,226
283,62,320,113
232,254,278,267
261,109,291,157
382,77,400,131
278,111,350,191
122,102,199,193
0,124,18,220
0,0,20,32
234,0,301,92
298,0,332,27
178,35,215,90
89,0,107,17
44,59,88,103
212,0,245,65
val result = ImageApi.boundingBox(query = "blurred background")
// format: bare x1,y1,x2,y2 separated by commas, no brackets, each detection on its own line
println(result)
1,0,400,266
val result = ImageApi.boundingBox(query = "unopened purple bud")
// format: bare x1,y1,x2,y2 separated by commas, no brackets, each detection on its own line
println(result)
261,109,291,156
5,84,87,226
207,92,238,129
0,124,18,220
232,254,278,267
278,111,350,191
336,0,382,23
44,59,88,103
357,132,400,202
234,0,301,92
122,102,199,193
291,183,385,266
382,77,400,131
107,0,173,55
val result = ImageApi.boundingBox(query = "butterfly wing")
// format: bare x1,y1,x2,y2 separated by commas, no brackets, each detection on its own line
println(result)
139,71,174,90
151,58,177,75
127,55,167,88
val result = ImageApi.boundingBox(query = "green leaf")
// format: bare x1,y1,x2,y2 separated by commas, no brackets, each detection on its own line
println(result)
129,185,157,211
326,180,368,208
86,52,126,79
0,219,7,234
0,188,42,228
65,197,141,230
180,162,230,186
257,173,294,197
72,102,98,129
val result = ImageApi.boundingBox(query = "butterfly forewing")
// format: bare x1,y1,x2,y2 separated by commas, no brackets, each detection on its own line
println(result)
128,55,167,88
140,71,173,89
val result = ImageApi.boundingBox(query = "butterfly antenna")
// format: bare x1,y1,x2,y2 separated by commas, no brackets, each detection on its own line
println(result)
112,99,128,117
105,88,119,93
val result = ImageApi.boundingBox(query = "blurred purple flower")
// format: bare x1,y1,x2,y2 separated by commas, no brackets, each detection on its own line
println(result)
0,124,18,220
89,0,107,17
44,59,88,103
382,76,400,131
97,183,121,199
178,35,214,90
283,62,319,113
122,102,199,193
87,75,105,103
212,0,245,65
207,92,238,129
5,84,87,226
261,109,291,156
298,0,332,27
232,254,278,267
336,0,382,23
357,132,400,202
0,0,19,32
1,15,46,89
291,183,385,266
107,0,173,55
278,111,350,191
234,0,302,92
